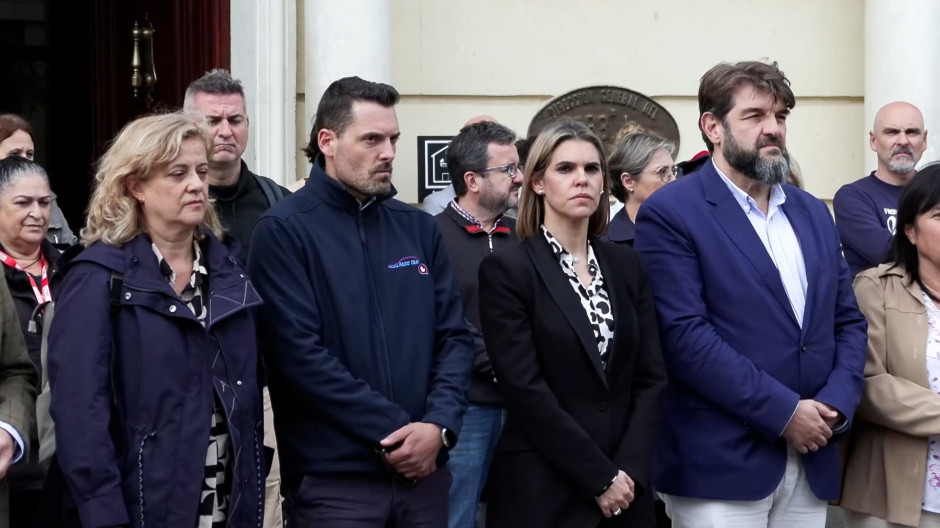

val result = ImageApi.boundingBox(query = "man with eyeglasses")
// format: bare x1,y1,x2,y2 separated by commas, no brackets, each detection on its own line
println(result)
435,120,521,528
422,115,498,215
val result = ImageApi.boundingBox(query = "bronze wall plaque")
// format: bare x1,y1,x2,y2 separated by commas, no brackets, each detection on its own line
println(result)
528,86,680,155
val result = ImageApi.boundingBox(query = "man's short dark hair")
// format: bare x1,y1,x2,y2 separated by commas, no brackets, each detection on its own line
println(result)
515,136,534,171
698,60,795,152
183,69,246,110
446,122,516,198
303,76,400,162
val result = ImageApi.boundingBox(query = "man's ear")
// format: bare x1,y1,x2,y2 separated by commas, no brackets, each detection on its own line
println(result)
318,129,337,158
701,112,723,149
464,171,481,194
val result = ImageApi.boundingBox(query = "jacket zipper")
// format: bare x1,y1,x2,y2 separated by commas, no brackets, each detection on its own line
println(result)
358,211,396,399
138,431,156,528
254,426,264,526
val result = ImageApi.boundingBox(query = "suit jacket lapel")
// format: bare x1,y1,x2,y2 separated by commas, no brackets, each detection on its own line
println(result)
701,166,800,327
592,240,636,380
526,236,609,388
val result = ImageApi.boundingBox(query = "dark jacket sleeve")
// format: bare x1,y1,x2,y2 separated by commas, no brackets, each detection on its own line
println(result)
811,200,868,438
833,184,891,271
47,264,130,528
421,225,473,435
248,216,412,445
612,251,667,495
0,276,37,461
479,252,619,497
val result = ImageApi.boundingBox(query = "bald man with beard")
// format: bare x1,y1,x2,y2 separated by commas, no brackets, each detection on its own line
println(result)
834,101,928,276
422,116,497,215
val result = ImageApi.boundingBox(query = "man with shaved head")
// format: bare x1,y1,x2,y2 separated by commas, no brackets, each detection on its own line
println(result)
834,101,928,275
422,116,497,215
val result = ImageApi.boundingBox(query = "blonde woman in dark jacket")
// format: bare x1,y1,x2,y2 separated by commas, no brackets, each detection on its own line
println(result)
48,113,264,528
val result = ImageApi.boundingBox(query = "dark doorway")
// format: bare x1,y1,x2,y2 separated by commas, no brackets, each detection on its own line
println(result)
1,0,230,231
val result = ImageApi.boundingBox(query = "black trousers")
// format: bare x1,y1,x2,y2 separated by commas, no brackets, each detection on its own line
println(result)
283,467,450,528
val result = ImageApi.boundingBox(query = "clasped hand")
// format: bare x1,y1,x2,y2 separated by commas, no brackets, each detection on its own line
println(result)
782,399,840,454
379,422,443,480
595,470,634,518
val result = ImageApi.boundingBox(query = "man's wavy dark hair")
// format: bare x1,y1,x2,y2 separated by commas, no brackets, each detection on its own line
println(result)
302,77,400,162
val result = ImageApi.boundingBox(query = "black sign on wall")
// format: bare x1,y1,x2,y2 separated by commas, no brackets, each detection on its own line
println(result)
417,136,454,202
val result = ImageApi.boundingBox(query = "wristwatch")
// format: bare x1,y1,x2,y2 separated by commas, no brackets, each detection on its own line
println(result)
439,426,453,449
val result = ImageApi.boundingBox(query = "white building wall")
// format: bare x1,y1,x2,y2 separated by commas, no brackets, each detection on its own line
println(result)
865,0,940,171
291,0,868,203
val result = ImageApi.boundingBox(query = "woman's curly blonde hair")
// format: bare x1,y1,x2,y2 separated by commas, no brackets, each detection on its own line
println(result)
81,112,224,247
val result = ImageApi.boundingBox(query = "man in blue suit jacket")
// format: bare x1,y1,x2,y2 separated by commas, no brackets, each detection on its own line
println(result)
634,61,867,528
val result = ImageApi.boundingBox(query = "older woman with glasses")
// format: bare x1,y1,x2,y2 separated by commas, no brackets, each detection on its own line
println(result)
603,132,679,245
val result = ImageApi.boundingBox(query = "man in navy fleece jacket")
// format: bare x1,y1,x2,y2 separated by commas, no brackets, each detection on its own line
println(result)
248,76,473,528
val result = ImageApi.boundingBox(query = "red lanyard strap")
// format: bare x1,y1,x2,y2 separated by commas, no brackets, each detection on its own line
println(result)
0,250,51,305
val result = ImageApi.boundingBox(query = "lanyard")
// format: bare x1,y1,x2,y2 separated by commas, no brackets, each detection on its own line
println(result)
0,250,51,305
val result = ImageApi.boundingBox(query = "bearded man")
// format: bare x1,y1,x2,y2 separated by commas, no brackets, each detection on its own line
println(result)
633,60,868,528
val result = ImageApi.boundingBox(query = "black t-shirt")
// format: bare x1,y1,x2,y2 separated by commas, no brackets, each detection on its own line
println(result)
209,162,275,265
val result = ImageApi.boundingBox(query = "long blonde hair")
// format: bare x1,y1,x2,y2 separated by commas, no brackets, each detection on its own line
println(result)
516,119,610,239
82,113,223,246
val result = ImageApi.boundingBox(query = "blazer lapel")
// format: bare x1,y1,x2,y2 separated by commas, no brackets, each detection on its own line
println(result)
701,166,799,327
525,236,609,388
592,240,636,380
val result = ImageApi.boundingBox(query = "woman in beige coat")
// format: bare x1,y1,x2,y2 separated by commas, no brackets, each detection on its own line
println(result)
843,165,940,528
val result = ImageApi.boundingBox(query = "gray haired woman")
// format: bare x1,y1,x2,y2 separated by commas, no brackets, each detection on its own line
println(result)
603,133,678,245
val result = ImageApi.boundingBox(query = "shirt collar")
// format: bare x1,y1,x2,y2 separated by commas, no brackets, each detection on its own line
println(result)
449,200,510,235
151,240,206,289
540,225,599,271
713,160,787,217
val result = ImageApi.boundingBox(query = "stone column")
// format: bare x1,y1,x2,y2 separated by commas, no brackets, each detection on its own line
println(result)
230,0,297,185
864,0,940,168
303,0,392,138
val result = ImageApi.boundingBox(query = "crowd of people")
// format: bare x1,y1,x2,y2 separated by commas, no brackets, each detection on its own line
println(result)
0,57,933,528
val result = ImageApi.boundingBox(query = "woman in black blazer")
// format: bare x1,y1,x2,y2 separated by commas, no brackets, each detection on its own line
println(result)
479,119,666,528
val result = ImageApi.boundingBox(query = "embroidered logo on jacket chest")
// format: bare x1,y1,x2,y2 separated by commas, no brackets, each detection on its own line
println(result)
388,256,429,276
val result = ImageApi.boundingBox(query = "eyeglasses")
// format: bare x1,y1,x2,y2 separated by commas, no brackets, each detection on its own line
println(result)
647,165,681,182
476,163,522,179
